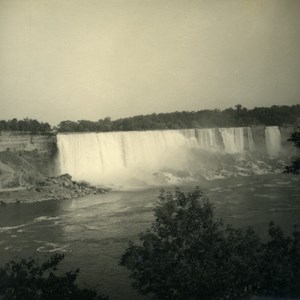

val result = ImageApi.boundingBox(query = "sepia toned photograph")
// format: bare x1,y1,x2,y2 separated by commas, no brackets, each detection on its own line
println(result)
0,1,300,299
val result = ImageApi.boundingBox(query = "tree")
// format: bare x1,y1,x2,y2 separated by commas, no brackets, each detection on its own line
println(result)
0,254,107,300
9,118,18,131
120,188,300,299
0,118,51,133
57,120,78,132
284,127,300,174
54,105,300,132
235,104,243,111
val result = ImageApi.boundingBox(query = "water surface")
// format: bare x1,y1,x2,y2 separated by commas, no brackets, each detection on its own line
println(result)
0,174,300,299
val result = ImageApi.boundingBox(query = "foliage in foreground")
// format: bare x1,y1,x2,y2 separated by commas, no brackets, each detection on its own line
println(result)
120,188,300,299
0,254,107,300
284,126,300,175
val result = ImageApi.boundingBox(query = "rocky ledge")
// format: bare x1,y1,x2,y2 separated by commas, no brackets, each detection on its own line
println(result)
0,174,109,204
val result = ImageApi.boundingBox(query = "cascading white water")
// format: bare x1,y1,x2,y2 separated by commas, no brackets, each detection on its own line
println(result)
247,127,255,151
57,127,259,186
265,126,282,157
195,128,219,150
58,130,196,186
218,127,245,154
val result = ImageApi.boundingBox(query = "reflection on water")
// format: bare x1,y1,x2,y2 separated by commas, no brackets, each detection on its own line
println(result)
0,174,300,299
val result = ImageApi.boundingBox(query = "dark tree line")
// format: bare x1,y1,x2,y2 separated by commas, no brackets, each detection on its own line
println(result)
57,104,300,132
0,118,51,134
2,105,300,133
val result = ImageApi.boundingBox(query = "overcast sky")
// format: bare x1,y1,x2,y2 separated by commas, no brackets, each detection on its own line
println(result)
0,0,299,125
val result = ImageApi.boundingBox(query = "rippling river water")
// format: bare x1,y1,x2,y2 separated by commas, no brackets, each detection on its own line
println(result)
1,174,300,299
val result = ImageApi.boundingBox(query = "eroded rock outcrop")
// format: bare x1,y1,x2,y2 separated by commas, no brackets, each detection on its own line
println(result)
0,173,109,204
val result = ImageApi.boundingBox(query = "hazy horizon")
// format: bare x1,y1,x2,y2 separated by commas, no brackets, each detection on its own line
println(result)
1,0,299,125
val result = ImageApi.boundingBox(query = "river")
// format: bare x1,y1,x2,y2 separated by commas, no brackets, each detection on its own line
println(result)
0,174,300,299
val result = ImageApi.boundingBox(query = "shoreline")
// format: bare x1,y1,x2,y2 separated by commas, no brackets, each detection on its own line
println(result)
0,174,109,205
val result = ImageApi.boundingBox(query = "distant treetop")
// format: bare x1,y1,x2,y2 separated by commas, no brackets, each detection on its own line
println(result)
0,118,51,134
56,104,300,132
2,105,299,133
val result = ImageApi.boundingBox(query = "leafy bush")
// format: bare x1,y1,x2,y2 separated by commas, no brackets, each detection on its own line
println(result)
0,254,107,300
284,127,300,174
120,187,300,299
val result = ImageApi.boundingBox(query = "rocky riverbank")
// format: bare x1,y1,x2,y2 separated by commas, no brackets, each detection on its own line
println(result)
0,174,109,205
0,149,109,204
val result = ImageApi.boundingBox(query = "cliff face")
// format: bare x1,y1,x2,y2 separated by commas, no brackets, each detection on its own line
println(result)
0,132,57,189
0,131,56,153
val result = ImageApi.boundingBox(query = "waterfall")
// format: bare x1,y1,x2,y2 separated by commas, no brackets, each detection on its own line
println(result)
57,130,196,185
57,127,268,186
265,126,282,157
247,127,255,151
218,127,245,154
195,128,219,150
